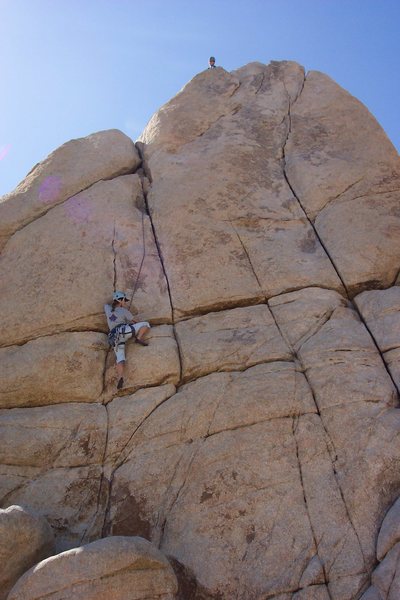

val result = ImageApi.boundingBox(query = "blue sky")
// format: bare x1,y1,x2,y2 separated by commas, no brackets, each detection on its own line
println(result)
1,0,399,196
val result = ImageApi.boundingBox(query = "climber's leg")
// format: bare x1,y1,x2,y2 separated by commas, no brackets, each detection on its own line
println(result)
115,341,127,389
133,322,151,346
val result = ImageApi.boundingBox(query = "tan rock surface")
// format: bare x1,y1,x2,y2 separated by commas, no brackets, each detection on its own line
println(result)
139,61,343,319
105,363,318,598
360,588,383,600
0,333,107,408
269,287,348,350
355,287,400,389
298,555,325,588
0,505,54,600
1,60,400,599
105,384,176,472
294,414,365,587
0,174,170,347
175,304,292,381
377,497,400,561
369,543,400,600
1,465,104,551
0,403,106,467
0,129,140,250
293,587,331,600
285,71,400,295
270,288,400,577
0,403,107,550
7,536,178,600
361,496,400,599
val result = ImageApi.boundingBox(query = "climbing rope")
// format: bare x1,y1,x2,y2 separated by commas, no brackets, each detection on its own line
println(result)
128,210,146,311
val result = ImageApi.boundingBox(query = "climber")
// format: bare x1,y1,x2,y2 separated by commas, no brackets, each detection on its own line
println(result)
208,56,216,69
104,291,151,390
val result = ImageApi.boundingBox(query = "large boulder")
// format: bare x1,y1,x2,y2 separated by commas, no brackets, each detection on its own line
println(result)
0,129,140,250
0,505,54,600
285,71,400,296
0,403,107,550
7,536,178,600
1,60,400,599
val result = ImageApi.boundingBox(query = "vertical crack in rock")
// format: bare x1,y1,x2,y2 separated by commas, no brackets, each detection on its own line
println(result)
101,386,177,537
134,145,173,316
268,303,367,574
80,403,110,545
292,416,332,597
99,147,185,534
100,348,111,398
135,157,174,320
130,211,146,302
135,142,184,384
302,358,368,572
281,82,400,400
158,440,205,550
281,81,348,298
111,221,117,291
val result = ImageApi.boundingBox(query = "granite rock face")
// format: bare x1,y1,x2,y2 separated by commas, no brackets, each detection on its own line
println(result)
7,536,178,600
1,62,400,599
0,130,140,251
0,505,54,600
360,496,400,600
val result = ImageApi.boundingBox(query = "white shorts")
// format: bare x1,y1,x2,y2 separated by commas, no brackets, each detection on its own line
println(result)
114,322,150,363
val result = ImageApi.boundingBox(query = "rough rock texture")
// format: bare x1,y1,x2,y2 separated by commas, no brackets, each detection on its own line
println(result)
7,536,178,600
175,304,292,382
355,287,400,390
139,62,344,318
359,495,400,600
0,403,107,549
0,129,140,250
285,72,400,296
0,332,108,408
0,505,54,600
1,62,400,599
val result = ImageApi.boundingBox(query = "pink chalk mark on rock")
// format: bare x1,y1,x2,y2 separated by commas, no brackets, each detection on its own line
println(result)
65,195,92,225
39,175,63,204
0,144,12,161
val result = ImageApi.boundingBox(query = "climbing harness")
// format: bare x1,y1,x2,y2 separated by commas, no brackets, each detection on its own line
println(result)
107,323,136,351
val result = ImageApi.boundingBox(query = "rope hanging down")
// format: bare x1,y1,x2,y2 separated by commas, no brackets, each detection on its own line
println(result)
128,210,146,310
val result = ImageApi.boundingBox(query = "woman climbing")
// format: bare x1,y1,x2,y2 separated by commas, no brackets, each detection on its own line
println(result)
104,291,151,390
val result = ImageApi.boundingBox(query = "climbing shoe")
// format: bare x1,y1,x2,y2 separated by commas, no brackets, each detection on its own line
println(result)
117,377,124,390
135,338,149,346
